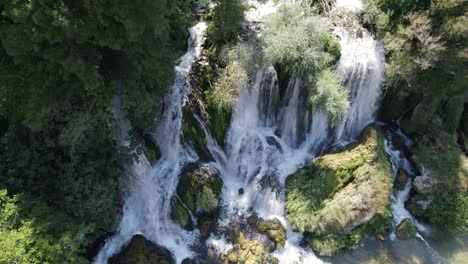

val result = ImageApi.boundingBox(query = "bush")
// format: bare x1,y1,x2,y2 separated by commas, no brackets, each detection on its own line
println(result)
427,191,468,236
310,69,349,123
206,0,246,44
0,189,94,264
263,5,348,120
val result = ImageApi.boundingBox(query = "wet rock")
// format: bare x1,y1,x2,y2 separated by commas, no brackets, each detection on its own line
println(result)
108,234,174,264
395,168,409,189
286,126,393,253
396,219,417,240
247,214,259,226
413,173,437,194
182,259,195,264
171,163,223,238
407,194,433,217
221,226,279,264
259,175,281,195
257,218,286,248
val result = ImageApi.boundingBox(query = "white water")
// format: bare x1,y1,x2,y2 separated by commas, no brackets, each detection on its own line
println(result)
335,0,363,12
384,129,445,264
333,16,385,143
202,0,385,262
95,22,207,264
98,0,386,262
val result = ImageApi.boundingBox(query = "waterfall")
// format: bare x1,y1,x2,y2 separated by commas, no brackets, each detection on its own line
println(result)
202,0,386,263
95,21,207,264
333,7,385,143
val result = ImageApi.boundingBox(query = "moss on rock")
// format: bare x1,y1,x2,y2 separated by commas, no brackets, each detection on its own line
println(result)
257,219,286,248
108,235,174,264
286,126,393,254
219,227,279,264
396,219,417,240
171,163,223,238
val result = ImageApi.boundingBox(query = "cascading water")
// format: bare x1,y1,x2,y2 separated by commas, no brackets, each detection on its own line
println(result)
333,5,385,143
98,0,390,262
95,22,207,264
383,125,446,264
203,0,386,263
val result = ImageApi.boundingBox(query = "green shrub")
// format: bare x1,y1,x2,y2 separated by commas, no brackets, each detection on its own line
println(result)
427,191,468,236
0,189,94,264
263,5,348,120
206,0,246,44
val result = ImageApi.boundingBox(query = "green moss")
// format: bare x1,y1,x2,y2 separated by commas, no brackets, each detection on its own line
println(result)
171,165,223,233
170,200,192,230
257,219,286,247
413,128,468,191
286,126,393,252
426,190,468,236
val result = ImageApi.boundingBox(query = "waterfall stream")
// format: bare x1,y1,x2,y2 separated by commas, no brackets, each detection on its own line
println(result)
95,21,207,264
384,125,446,264
95,0,447,263
203,0,385,263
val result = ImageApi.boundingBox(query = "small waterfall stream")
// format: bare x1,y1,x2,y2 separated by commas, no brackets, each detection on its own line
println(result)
95,22,207,264
384,125,446,264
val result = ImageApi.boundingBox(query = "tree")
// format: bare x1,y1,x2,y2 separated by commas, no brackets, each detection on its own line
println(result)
206,0,246,44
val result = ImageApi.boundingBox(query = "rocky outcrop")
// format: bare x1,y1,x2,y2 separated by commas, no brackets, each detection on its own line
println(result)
108,234,174,264
171,163,223,238
286,126,393,254
257,219,286,248
219,227,279,264
396,219,417,240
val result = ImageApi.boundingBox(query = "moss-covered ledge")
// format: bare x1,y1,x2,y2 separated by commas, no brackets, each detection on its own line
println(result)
286,125,393,255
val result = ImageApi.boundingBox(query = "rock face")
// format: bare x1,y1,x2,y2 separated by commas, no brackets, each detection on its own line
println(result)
108,234,174,264
396,219,417,240
286,126,393,254
171,163,223,238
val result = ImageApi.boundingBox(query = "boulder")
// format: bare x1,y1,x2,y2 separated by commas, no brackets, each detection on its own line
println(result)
395,168,409,189
247,214,259,226
257,219,286,247
108,234,174,264
286,126,393,254
396,219,417,240
171,163,223,238
219,226,278,264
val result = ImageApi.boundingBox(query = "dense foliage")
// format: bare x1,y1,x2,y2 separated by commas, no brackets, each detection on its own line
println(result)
0,189,93,263
206,0,246,44
0,0,193,262
370,0,467,133
264,4,348,122
369,0,467,236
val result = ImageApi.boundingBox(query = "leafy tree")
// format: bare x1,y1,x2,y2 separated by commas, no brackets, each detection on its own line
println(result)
263,5,348,121
0,0,194,259
206,0,246,44
0,189,94,263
